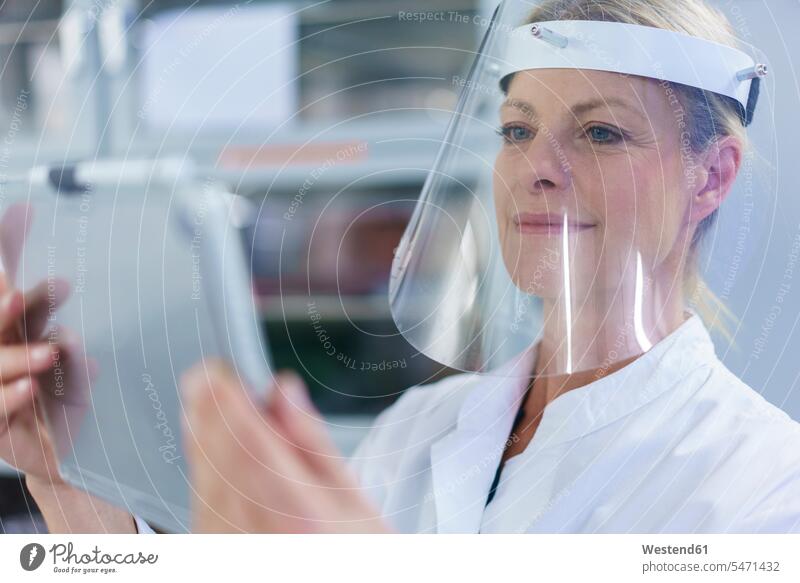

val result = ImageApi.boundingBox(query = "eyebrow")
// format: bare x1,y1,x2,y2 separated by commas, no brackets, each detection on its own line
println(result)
501,97,646,122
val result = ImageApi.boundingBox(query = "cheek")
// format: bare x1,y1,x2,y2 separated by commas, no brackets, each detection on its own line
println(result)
584,154,685,263
493,154,513,199
492,155,516,224
492,154,561,294
577,155,638,223
633,154,689,263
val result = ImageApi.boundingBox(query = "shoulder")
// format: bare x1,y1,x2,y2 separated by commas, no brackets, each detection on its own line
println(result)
701,357,800,434
698,359,800,531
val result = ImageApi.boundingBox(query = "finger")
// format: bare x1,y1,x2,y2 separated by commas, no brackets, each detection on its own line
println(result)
0,376,37,422
33,326,92,407
0,277,71,344
180,360,309,532
0,202,33,283
0,343,57,384
18,278,72,341
266,371,349,484
181,358,274,465
180,361,244,531
180,360,316,483
0,290,24,340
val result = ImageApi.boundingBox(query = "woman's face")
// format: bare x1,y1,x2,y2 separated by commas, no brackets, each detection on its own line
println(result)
494,68,700,299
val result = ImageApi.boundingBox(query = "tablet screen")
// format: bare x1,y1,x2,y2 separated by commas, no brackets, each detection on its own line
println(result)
1,178,271,532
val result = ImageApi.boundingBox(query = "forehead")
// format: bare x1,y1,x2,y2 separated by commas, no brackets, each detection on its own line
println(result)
505,68,668,120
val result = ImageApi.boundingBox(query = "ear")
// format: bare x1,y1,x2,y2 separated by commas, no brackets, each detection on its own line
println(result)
687,135,742,224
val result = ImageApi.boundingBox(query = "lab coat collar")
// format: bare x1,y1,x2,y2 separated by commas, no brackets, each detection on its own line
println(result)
429,313,717,533
429,346,534,533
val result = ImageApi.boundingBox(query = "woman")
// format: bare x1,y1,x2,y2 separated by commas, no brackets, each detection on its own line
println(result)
3,0,800,533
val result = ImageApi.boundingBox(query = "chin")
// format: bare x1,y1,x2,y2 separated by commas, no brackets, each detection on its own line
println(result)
501,244,565,297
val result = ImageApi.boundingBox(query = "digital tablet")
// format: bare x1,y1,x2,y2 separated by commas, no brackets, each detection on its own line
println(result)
0,166,272,533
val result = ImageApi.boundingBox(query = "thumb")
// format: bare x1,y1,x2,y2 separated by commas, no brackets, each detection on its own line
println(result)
267,371,346,478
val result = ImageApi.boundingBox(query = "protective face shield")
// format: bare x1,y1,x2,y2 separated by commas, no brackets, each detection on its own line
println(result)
390,0,774,378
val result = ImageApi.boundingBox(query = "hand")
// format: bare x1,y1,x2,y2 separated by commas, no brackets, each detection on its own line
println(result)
0,202,135,532
180,359,392,533
0,202,69,485
0,273,69,486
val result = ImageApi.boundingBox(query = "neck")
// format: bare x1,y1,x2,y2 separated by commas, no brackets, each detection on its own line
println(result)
535,266,688,377
530,352,640,407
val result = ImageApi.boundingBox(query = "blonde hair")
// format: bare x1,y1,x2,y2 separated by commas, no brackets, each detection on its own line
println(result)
515,0,749,340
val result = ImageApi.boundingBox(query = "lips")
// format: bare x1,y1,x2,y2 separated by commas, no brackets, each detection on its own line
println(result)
513,212,596,235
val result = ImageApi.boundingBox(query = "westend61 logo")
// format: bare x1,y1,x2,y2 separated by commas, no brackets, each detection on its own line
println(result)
19,542,158,575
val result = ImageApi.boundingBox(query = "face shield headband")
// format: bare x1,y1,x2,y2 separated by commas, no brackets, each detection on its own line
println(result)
496,20,765,126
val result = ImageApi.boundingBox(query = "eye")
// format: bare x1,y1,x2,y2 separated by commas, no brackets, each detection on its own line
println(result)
498,124,533,144
585,124,623,144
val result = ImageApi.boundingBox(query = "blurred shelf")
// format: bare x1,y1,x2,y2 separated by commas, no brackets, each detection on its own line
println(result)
164,113,485,193
0,18,59,44
258,294,391,322
3,112,487,193
141,0,480,22
1,0,492,195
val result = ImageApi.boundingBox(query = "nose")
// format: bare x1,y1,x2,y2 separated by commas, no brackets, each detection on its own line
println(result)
519,131,572,195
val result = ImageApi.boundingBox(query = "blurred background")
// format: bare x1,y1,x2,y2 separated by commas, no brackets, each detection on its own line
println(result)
0,0,798,532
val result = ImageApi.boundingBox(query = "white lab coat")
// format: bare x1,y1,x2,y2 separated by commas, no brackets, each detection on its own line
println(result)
347,314,800,533
135,314,800,533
